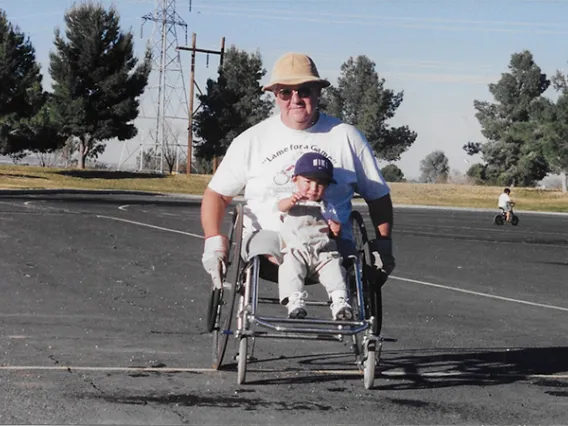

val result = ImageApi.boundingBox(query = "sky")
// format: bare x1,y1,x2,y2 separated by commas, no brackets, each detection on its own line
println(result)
3,0,568,178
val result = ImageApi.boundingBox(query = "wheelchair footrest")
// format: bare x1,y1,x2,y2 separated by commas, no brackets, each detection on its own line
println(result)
251,315,370,336
257,315,363,327
247,332,342,341
257,297,329,307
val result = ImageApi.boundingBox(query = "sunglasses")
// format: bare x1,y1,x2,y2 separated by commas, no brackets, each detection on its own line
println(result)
276,86,314,101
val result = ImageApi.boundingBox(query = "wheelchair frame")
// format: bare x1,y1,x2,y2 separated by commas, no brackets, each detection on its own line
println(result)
207,203,389,389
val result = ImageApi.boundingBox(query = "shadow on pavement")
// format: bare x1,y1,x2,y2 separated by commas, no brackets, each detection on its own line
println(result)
213,346,568,391
377,346,568,391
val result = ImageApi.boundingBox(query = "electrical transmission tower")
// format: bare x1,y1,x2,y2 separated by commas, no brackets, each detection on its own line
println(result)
122,0,190,173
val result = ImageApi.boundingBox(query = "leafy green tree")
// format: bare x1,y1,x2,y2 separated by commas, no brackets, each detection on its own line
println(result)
193,47,273,170
320,55,417,161
541,72,568,173
469,50,551,186
381,164,405,182
49,2,151,168
0,10,59,155
420,150,449,183
21,96,68,157
466,163,486,184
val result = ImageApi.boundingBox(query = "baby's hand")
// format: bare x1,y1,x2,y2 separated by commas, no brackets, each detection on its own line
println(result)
328,220,341,237
289,192,306,206
278,192,306,213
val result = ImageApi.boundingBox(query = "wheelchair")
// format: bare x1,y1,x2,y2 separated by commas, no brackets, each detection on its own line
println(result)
206,203,391,389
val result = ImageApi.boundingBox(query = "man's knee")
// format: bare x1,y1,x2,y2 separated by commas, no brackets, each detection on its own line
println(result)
242,230,283,263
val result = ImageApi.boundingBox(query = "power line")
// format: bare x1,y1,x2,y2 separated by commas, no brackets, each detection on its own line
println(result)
192,4,568,35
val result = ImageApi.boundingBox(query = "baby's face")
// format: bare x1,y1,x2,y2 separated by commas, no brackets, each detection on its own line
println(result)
294,175,328,201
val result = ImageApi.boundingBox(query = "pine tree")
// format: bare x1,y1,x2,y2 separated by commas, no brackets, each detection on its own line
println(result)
470,50,550,186
193,47,273,170
321,55,417,161
49,2,151,168
0,10,51,155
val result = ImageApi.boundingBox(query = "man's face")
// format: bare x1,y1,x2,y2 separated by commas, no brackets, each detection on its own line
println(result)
293,175,328,201
274,84,321,130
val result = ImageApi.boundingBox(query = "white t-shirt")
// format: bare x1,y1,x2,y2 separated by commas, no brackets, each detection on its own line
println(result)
498,193,511,208
208,113,390,241
279,200,336,252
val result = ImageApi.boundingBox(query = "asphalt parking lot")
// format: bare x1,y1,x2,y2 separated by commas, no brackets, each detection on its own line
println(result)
1,192,567,425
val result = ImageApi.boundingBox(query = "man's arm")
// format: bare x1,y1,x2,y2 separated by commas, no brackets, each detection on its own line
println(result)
366,193,395,278
201,187,233,238
366,193,393,239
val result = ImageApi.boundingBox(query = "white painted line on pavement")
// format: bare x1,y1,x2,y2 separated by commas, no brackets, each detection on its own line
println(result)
396,229,568,249
95,215,567,312
309,370,568,379
118,205,129,211
97,215,204,239
0,366,214,372
401,223,568,238
380,370,568,379
1,365,567,379
391,275,568,312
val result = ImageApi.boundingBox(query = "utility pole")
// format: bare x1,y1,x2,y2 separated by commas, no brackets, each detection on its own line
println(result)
177,33,225,174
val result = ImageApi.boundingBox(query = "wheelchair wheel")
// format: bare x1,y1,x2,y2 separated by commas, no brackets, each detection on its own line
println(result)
236,266,252,385
350,211,383,337
493,214,504,226
211,203,244,370
351,210,369,250
237,337,248,384
363,339,378,390
207,288,221,333
511,214,519,226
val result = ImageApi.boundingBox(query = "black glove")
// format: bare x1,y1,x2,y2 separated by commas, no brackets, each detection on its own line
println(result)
367,238,396,287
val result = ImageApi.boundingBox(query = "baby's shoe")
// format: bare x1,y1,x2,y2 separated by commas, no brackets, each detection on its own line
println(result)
287,291,308,319
330,290,353,320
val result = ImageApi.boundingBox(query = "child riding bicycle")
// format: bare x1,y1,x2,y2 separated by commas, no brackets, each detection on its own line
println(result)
498,188,516,223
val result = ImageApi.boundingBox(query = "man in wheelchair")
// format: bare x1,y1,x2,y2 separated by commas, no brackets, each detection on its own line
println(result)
200,51,396,312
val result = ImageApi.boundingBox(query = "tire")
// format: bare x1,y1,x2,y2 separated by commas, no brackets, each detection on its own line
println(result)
237,337,248,385
207,288,221,333
494,214,504,226
211,204,244,370
363,339,376,390
350,211,382,337
351,210,369,251
511,215,519,226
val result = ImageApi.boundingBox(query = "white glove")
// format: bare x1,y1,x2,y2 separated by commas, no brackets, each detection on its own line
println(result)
202,235,228,289
369,238,395,275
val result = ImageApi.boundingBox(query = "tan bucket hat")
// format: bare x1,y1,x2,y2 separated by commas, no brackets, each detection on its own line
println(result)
262,52,330,91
